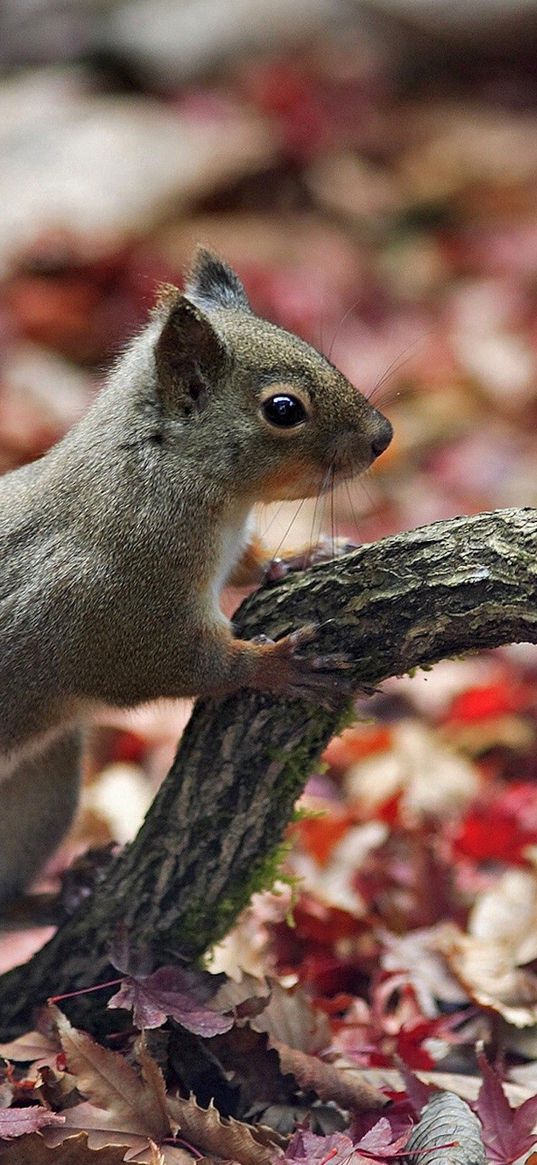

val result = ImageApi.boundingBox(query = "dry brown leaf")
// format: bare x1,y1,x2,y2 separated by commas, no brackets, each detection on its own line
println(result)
43,1008,171,1155
166,1095,280,1165
0,1031,58,1063
133,1042,171,1136
36,1063,81,1110
435,872,537,1028
127,1143,192,1165
46,1104,162,1159
272,1042,386,1113
0,1131,128,1162
438,923,537,1027
250,984,330,1054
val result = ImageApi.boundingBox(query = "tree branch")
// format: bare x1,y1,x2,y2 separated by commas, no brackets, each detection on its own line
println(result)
0,507,535,1037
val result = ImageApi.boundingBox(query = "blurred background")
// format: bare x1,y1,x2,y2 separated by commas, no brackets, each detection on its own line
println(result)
4,0,537,976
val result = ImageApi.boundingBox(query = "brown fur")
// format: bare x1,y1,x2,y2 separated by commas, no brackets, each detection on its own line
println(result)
0,248,392,905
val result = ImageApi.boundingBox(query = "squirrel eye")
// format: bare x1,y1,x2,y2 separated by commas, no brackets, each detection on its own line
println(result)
262,394,307,429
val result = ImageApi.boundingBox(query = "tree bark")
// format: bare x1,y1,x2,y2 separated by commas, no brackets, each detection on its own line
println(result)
0,507,536,1038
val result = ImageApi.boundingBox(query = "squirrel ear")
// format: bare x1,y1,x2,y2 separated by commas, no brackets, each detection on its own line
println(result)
185,247,250,312
154,296,227,415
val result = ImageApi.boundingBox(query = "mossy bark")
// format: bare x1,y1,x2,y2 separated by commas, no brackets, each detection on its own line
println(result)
0,507,536,1037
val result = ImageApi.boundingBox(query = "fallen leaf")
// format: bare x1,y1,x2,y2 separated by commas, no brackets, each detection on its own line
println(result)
469,868,537,964
279,1128,357,1163
344,721,479,820
166,1094,281,1165
438,923,537,1027
109,966,233,1036
475,1055,537,1165
354,1114,412,1157
0,1107,64,1138
0,1032,59,1063
381,927,467,1018
405,1090,486,1164
250,983,331,1054
210,971,271,1020
273,1043,386,1112
0,1131,128,1162
44,1008,171,1154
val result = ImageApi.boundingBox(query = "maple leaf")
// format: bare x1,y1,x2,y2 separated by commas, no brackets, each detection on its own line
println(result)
166,1094,282,1165
475,1055,537,1165
395,1061,436,1116
438,920,537,1028
354,1115,412,1158
0,1131,129,1162
108,965,233,1035
0,1031,59,1063
280,1128,359,1164
44,1007,172,1155
0,1106,65,1139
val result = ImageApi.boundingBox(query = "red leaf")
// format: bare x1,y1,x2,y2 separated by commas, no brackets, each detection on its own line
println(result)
355,1115,412,1158
446,682,528,723
396,1062,437,1117
475,1055,537,1165
452,805,537,864
281,1128,357,1164
108,965,233,1036
0,1106,65,1139
294,812,355,866
323,726,393,773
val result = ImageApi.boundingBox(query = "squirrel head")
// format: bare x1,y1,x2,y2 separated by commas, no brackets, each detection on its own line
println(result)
153,248,392,503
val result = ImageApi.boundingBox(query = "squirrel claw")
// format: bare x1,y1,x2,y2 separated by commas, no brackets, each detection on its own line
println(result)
253,623,354,708
264,536,358,584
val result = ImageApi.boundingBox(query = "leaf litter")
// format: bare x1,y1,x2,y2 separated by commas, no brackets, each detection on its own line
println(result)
4,9,537,1165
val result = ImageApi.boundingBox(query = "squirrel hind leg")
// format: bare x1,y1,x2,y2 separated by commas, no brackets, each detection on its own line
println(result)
0,731,81,910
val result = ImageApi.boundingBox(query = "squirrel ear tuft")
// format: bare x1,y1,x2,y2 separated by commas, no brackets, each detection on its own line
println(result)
154,296,227,415
185,247,250,312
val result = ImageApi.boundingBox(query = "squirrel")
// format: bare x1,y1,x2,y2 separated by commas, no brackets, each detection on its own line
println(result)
0,248,392,907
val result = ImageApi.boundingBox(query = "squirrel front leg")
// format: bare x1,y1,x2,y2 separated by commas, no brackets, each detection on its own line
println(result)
228,533,357,588
195,621,351,707
227,534,270,587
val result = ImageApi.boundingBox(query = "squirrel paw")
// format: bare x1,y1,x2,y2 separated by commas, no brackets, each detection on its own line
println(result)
253,623,354,708
265,536,358,584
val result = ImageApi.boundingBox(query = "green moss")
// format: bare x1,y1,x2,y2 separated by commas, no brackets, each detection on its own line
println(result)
179,834,298,958
178,699,356,958
292,803,325,823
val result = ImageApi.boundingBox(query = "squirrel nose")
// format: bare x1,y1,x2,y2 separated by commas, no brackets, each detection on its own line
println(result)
370,415,393,459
